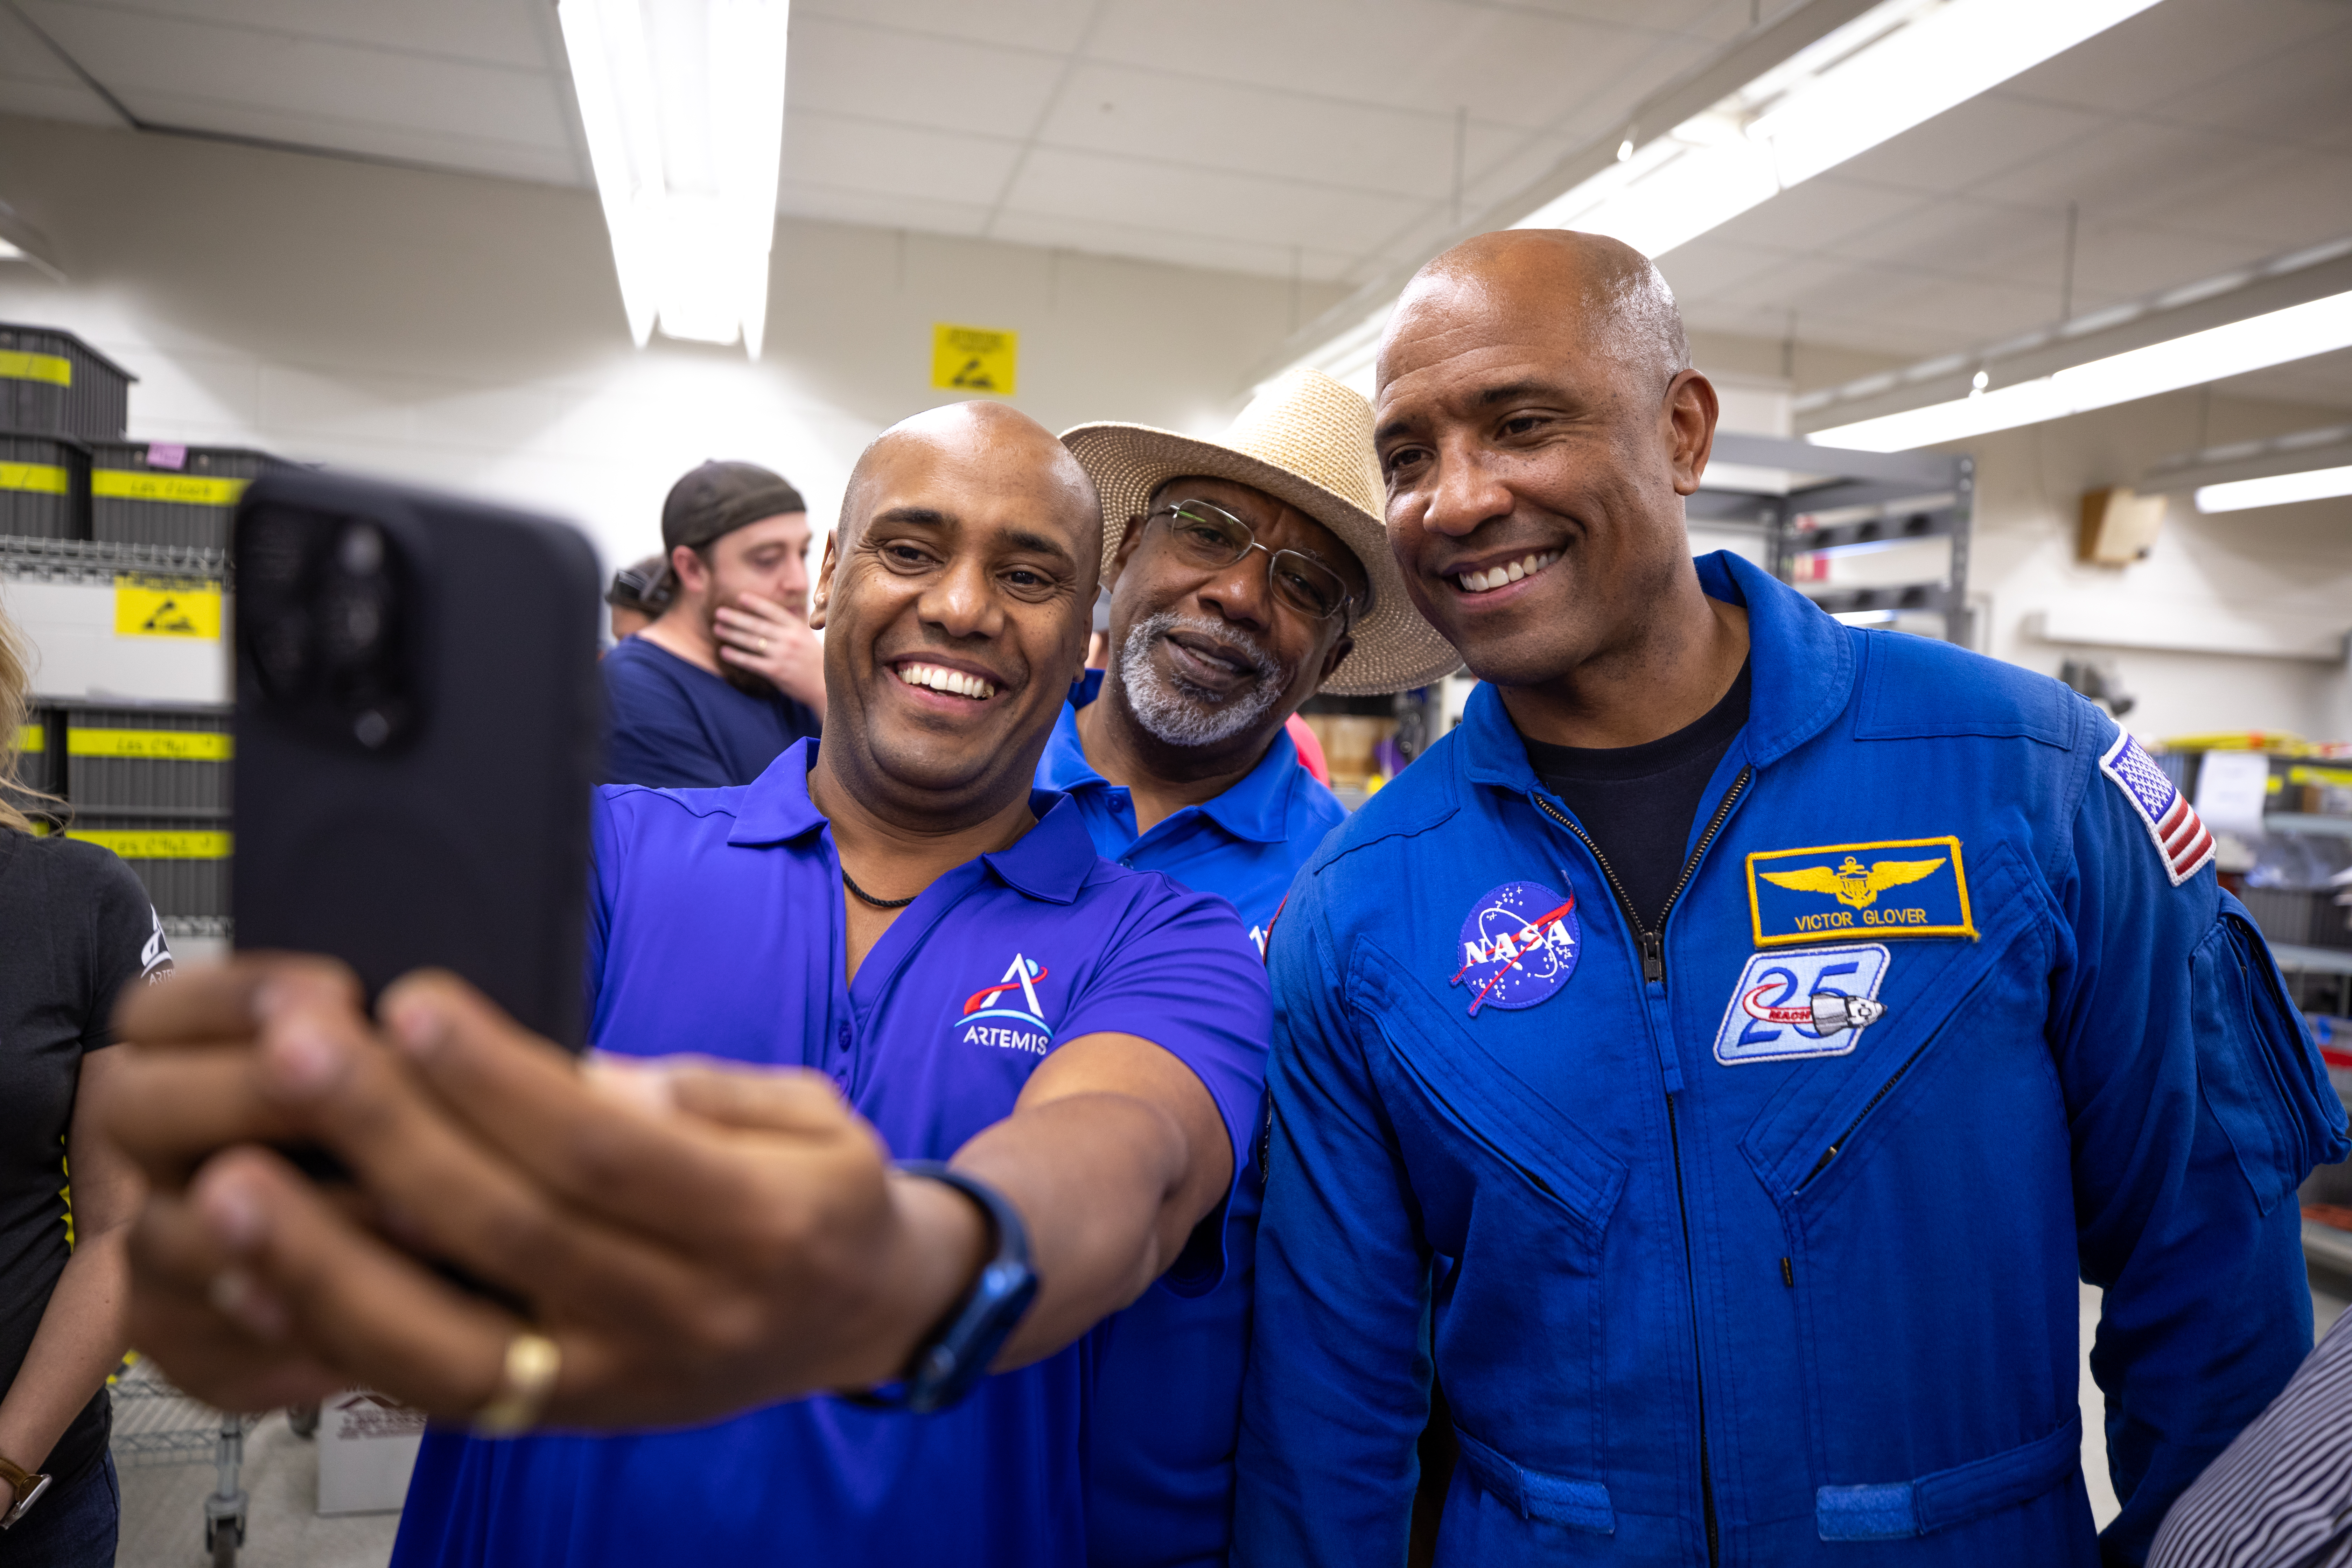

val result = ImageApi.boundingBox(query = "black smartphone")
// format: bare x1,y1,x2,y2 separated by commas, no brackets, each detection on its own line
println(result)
232,468,603,1049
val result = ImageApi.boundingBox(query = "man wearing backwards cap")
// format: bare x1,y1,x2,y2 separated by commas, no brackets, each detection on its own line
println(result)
1054,368,1456,1567
600,460,825,788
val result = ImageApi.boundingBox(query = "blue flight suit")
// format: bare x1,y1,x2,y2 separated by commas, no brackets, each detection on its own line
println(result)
1236,551,2347,1567
1037,670,1346,1567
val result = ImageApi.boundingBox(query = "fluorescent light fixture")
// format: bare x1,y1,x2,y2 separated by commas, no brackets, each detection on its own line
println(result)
1279,0,2158,395
1511,0,2160,259
558,0,789,357
2195,465,2352,513
1812,288,2352,450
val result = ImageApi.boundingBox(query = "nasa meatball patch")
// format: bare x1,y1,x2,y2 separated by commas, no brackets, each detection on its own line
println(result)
1450,880,1580,1016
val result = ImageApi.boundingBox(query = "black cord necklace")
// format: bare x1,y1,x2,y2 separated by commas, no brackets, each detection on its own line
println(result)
841,867,918,909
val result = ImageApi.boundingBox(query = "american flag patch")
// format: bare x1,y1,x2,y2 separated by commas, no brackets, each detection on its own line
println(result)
2100,733,2215,886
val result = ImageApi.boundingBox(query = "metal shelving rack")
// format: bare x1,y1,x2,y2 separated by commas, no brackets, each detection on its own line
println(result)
1690,432,1976,646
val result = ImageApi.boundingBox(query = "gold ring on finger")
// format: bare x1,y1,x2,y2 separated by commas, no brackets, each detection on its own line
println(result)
472,1331,561,1437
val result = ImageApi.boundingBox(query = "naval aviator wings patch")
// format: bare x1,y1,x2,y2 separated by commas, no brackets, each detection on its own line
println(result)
2100,733,2215,886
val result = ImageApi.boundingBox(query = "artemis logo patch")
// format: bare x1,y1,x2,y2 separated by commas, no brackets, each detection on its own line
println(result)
1450,879,1580,1016
956,954,1052,1055
1712,944,1891,1065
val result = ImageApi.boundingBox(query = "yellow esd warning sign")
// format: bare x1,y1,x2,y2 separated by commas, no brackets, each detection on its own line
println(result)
113,573,223,640
932,324,1018,396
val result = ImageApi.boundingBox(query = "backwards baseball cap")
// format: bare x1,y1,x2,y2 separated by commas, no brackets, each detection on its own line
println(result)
661,460,807,557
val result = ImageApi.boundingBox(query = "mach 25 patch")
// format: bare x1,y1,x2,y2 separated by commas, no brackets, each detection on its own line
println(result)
1745,836,1976,947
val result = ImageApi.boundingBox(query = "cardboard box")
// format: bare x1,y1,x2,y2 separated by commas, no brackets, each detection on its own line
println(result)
316,1390,426,1516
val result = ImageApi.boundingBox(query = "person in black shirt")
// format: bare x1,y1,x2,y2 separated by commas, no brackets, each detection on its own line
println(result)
0,609,166,1563
1520,658,1752,929
602,461,825,788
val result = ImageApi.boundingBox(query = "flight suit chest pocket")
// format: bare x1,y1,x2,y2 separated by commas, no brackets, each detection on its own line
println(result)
1346,941,1627,1247
1735,840,2053,1206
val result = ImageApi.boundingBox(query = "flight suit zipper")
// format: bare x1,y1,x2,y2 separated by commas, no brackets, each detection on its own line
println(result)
1535,766,1750,1568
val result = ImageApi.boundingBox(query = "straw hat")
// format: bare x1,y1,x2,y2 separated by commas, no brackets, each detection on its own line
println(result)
1060,369,1461,697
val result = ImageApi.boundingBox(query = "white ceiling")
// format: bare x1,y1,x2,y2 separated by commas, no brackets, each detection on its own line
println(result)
2,0,2349,407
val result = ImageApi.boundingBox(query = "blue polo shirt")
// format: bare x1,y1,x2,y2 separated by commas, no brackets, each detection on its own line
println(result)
390,741,1271,1568
1037,671,1346,1568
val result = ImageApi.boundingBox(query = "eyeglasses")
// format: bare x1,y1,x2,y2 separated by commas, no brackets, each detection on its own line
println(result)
1142,501,1356,624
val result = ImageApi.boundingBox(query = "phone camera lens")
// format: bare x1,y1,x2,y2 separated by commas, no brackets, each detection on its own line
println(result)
338,524,385,575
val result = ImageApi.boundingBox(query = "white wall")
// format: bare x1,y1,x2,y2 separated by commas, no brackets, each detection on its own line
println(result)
1966,393,2352,743
0,113,1341,576
1691,328,2352,743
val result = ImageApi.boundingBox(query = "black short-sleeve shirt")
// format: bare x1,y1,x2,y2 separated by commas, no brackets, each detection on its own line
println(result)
0,831,171,1488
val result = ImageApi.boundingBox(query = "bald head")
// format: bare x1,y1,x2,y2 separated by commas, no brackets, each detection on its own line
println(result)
1385,230,1689,399
840,400,1098,556
1369,227,1723,708
808,398,1106,830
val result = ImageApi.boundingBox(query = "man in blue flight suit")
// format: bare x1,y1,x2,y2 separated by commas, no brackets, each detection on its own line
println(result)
1234,230,2348,1568
1052,369,1460,1566
97,402,1274,1568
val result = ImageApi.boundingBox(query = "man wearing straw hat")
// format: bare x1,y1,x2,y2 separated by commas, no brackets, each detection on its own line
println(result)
1055,369,1457,1567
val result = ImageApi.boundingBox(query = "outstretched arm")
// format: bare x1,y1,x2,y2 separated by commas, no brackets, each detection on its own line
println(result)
102,957,1236,1427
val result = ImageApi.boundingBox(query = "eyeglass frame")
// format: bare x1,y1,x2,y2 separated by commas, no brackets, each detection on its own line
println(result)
1133,499,1359,627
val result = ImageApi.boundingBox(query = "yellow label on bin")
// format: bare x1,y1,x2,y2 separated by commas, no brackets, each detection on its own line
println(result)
68,728,231,761
68,828,230,860
2289,765,2352,790
113,574,223,640
16,724,42,752
0,350,71,386
931,324,1018,395
92,470,247,507
0,462,68,494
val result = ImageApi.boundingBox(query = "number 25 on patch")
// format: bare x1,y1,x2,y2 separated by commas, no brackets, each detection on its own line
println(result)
1712,944,1891,1066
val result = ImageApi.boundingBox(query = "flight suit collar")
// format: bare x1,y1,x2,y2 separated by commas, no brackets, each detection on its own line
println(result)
1457,549,1854,790
727,737,1096,904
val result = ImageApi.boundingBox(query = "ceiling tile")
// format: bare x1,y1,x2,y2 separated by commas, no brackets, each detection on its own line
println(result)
1995,0,2347,118
1696,173,1928,257
786,14,1069,142
2150,19,2352,151
783,112,1023,209
1828,93,2114,198
1033,61,1452,198
775,181,994,239
18,2,574,160
988,208,1354,282
788,0,1100,58
996,144,1425,258
1087,0,1672,129
38,0,558,71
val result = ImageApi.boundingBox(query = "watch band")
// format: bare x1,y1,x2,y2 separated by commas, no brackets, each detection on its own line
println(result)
844,1161,1039,1416
0,1453,51,1530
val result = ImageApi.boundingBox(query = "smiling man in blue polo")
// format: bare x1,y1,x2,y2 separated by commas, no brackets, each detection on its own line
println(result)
1051,369,1458,1567
94,400,1272,1568
1233,230,2347,1568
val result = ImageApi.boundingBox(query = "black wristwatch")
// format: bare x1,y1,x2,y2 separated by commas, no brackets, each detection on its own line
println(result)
844,1161,1039,1415
0,1454,51,1530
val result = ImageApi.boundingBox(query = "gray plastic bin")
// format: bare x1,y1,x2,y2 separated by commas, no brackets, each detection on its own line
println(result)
65,812,231,919
91,443,286,553
2242,885,2352,951
0,430,88,540
0,323,132,440
64,704,232,814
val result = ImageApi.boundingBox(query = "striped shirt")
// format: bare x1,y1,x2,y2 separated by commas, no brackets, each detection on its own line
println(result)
2149,1305,2352,1567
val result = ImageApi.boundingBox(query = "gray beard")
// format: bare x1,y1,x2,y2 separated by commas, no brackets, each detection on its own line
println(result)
1116,612,1289,747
